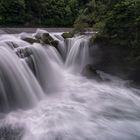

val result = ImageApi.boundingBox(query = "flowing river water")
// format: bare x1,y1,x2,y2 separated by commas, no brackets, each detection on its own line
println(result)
0,29,140,140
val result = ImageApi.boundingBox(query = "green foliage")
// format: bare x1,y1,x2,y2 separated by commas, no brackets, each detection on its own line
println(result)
75,0,140,51
0,0,25,25
0,0,82,26
103,0,140,48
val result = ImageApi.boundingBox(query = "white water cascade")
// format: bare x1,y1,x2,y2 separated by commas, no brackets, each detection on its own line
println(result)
0,30,140,140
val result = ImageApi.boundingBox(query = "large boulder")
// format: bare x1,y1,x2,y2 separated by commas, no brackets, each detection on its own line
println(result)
34,29,49,40
41,33,54,44
62,32,74,39
22,37,39,44
82,64,102,81
20,32,39,44
34,29,59,48
16,48,32,58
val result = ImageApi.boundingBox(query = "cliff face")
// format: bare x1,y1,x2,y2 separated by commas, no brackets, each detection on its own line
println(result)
89,40,140,86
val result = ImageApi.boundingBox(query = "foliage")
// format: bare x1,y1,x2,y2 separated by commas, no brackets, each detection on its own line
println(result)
75,0,140,50
103,0,140,48
0,0,82,26
0,0,25,25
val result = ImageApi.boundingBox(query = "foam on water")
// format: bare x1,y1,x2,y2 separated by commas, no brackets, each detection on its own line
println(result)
1,72,140,140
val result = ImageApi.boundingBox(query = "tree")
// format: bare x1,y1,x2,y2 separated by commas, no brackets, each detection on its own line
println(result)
0,0,25,25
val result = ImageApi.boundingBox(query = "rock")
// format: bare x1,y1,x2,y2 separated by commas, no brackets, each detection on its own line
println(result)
20,32,39,44
50,40,59,48
54,34,64,41
34,29,59,47
62,32,74,39
0,125,24,140
22,37,39,44
82,64,102,81
16,48,32,58
41,33,54,44
34,29,49,40
6,41,19,49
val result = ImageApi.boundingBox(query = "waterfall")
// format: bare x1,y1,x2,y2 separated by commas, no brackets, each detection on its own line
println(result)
0,31,90,112
0,46,44,112
65,35,90,72
0,30,140,140
25,43,63,93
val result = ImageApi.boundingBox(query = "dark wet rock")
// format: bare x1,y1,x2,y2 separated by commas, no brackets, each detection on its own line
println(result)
50,40,59,48
20,32,39,44
22,37,39,44
82,64,102,81
6,42,19,49
41,33,54,44
62,32,74,39
0,125,24,140
34,29,59,48
25,57,36,76
16,48,32,58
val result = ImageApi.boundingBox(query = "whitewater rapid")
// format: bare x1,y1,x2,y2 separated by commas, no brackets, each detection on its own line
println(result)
0,30,140,140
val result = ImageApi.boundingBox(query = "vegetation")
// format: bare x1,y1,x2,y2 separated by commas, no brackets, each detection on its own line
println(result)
0,0,84,26
74,0,140,48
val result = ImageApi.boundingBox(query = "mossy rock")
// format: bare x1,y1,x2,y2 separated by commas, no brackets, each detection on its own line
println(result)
41,33,54,44
22,37,39,44
34,29,49,40
62,32,74,39
34,29,59,48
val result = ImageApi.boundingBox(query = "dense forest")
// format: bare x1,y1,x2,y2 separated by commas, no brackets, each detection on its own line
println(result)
0,0,89,26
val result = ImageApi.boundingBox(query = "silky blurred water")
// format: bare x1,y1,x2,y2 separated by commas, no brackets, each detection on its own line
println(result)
0,30,140,140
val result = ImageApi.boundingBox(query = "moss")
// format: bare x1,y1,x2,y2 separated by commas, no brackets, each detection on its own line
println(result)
61,32,74,39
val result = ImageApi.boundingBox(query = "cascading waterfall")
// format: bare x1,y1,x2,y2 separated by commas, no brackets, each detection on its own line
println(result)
25,44,63,93
0,30,140,140
0,46,44,112
65,35,90,72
